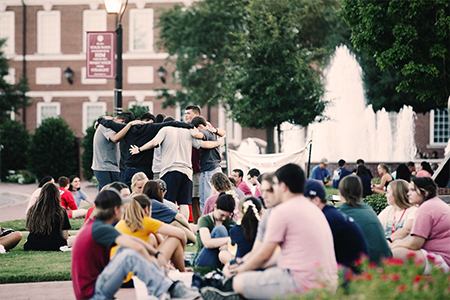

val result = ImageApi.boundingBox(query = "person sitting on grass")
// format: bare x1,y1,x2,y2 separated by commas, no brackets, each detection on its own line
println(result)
229,196,263,260
26,175,54,214
0,225,22,253
111,194,189,288
130,172,148,196
338,175,392,263
391,177,450,273
68,175,94,207
58,176,87,218
372,164,393,194
142,180,197,244
71,189,200,300
378,179,418,242
195,193,236,268
304,179,369,269
24,182,74,251
203,172,240,221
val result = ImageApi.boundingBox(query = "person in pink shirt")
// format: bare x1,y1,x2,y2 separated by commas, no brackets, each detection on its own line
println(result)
58,176,86,219
231,169,252,196
391,177,450,273
247,168,261,197
202,163,338,300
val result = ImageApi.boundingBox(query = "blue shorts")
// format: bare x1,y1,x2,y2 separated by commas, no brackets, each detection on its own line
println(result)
161,171,193,205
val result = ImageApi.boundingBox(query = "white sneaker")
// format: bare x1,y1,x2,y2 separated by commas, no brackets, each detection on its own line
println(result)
0,244,6,254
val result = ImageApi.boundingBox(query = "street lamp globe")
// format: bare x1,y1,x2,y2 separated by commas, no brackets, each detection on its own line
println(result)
104,0,124,14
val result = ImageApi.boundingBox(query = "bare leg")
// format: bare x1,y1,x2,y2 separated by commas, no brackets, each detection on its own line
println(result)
219,249,233,265
71,209,87,218
0,231,23,251
372,187,386,194
392,247,425,262
233,274,245,296
171,221,197,244
179,204,189,221
158,237,186,272
67,236,76,247
191,198,201,224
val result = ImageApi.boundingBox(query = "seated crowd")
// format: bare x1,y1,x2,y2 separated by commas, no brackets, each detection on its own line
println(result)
2,106,450,300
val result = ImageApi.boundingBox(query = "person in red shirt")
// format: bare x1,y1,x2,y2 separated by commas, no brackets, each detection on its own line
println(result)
58,176,86,218
72,189,200,300
231,169,253,196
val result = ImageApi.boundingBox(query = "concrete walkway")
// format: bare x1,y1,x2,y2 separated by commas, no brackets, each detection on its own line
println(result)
0,181,99,222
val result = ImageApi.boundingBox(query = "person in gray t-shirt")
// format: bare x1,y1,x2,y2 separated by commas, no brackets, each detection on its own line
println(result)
92,115,140,191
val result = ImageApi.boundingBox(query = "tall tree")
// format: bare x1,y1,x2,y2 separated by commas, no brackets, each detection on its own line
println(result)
0,39,30,124
157,0,248,114
224,0,341,152
342,0,450,107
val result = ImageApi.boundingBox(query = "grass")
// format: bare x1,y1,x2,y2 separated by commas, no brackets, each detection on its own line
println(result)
1,218,85,231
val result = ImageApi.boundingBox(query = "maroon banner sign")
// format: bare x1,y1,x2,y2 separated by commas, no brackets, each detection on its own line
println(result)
86,31,115,79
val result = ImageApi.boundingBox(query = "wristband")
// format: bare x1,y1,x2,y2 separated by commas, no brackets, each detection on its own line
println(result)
138,147,141,153
155,251,161,258
387,237,392,243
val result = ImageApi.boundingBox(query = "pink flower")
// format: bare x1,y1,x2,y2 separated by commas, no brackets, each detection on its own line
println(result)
397,285,407,292
362,273,373,280
406,252,416,259
381,274,389,281
391,273,400,281
368,262,377,269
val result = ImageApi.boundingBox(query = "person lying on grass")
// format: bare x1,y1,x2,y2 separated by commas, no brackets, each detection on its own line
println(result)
110,194,190,288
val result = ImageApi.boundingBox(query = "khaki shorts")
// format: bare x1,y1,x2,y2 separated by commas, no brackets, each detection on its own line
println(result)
241,267,300,300
192,172,200,197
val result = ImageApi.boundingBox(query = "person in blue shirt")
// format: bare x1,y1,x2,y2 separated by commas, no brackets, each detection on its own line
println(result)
332,159,353,189
304,179,369,268
310,158,332,186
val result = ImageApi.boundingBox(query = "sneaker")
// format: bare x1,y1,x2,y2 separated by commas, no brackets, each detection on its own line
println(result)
201,287,241,300
169,281,200,300
0,245,6,254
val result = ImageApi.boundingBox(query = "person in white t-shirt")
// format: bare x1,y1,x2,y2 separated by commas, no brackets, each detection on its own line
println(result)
378,179,418,244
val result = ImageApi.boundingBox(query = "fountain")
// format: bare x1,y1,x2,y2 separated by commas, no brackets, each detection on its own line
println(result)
280,46,417,162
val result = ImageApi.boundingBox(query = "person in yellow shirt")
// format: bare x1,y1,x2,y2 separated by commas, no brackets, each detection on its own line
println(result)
111,194,188,287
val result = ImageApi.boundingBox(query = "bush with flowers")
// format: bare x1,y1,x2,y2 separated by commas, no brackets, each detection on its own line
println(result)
285,253,450,300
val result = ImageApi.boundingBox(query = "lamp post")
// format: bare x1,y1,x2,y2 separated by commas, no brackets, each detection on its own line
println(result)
105,0,128,116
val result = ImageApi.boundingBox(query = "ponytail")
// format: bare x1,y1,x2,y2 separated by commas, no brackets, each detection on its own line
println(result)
124,194,151,232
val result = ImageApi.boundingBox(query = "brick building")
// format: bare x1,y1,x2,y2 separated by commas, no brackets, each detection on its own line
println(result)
1,0,265,160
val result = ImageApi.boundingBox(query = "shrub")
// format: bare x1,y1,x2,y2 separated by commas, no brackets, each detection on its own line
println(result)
127,104,148,119
363,193,388,214
296,256,450,300
27,117,78,180
81,124,95,181
0,119,30,180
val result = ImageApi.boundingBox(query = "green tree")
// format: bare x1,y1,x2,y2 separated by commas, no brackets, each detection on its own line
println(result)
126,104,149,119
157,0,248,114
28,117,78,180
0,119,30,180
81,124,95,181
0,39,30,124
342,0,450,107
224,0,341,152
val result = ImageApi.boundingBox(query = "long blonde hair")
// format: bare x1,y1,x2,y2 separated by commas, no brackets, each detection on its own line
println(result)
124,194,151,232
26,182,65,235
390,180,412,209
131,172,148,193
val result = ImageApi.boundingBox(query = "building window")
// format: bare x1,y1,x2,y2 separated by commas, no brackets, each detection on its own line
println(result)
37,11,61,54
37,102,60,126
83,102,107,134
0,12,15,55
129,9,153,52
82,10,107,53
128,101,153,114
430,108,449,145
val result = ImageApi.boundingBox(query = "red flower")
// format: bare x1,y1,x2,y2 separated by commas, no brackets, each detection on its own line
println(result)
344,269,352,281
368,262,377,269
426,254,436,263
391,273,400,281
381,274,389,281
397,285,407,292
385,258,404,266
413,275,422,283
355,258,362,266
406,252,416,259
362,273,373,280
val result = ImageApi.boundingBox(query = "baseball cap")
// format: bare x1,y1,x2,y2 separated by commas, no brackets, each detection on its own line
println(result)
155,179,167,191
304,180,326,201
320,158,328,165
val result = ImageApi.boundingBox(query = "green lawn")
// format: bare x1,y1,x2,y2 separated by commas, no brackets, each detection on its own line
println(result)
1,218,85,231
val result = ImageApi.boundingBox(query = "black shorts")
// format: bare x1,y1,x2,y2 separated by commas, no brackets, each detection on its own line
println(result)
161,171,193,205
